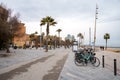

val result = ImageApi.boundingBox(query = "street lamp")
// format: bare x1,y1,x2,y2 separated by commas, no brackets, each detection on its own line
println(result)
93,4,98,51
40,24,42,35
40,24,42,48
89,27,91,47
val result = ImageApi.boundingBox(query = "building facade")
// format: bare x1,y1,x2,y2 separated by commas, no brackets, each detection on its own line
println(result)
13,23,30,47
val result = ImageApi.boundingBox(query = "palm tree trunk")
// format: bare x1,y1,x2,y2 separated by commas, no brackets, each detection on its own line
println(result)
46,23,49,52
58,32,60,38
45,39,48,52
46,23,49,36
106,39,107,50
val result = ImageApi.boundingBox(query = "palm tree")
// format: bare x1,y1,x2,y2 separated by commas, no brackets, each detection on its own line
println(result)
56,29,62,38
104,33,110,49
56,29,62,47
77,33,84,47
40,16,57,52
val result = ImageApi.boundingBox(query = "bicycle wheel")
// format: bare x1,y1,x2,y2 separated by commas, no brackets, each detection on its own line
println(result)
91,57,100,67
74,58,84,66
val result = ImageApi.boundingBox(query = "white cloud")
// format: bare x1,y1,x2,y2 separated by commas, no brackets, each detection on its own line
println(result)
1,0,120,47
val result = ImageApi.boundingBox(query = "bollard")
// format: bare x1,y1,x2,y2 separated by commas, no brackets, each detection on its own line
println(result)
102,55,104,68
114,59,117,76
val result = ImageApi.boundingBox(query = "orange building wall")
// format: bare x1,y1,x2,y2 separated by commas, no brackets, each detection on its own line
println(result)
13,23,28,47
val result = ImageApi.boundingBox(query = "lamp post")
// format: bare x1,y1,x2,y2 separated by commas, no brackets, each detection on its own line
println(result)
40,24,42,35
89,27,91,47
40,24,42,48
93,4,98,51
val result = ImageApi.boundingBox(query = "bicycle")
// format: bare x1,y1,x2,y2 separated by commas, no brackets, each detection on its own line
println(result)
74,48,100,67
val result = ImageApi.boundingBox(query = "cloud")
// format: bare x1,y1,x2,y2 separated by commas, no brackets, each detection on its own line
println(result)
1,0,97,21
1,0,120,47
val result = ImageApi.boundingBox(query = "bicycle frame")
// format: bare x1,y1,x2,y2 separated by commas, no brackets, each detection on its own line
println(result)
82,53,91,60
80,52,93,63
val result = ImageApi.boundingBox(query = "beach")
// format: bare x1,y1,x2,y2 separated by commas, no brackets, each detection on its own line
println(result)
106,47,120,53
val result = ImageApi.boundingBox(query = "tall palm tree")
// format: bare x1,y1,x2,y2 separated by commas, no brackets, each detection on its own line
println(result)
77,33,84,47
40,16,57,52
56,29,62,38
56,29,62,47
104,33,110,49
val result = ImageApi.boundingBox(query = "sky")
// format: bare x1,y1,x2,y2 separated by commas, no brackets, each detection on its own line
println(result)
0,0,120,47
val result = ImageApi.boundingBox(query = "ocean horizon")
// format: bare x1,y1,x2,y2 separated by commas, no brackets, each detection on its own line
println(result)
84,44,120,49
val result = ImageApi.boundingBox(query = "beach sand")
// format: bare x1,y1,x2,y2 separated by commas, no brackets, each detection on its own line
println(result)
106,48,120,53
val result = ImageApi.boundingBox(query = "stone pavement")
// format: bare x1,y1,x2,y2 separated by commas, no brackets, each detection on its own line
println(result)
58,50,120,80
0,47,69,80
0,48,120,80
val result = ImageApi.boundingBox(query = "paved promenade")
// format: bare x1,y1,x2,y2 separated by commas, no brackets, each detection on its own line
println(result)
0,48,120,80
58,50,120,80
0,47,69,80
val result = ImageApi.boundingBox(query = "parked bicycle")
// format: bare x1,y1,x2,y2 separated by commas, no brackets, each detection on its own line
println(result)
74,48,100,67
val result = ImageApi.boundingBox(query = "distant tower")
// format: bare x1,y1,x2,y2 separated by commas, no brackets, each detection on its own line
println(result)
93,4,98,51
